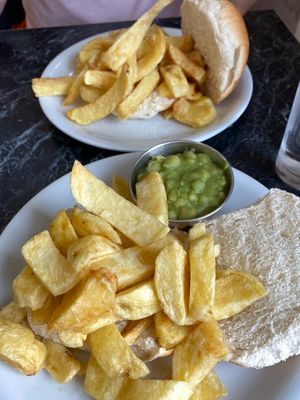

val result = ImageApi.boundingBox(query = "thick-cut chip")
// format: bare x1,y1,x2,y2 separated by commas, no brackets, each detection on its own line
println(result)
122,316,153,346
63,66,87,106
12,265,50,310
156,81,174,98
166,34,194,52
115,280,161,320
100,0,173,71
136,25,166,82
161,107,173,119
80,84,105,103
184,83,203,101
172,320,229,387
89,246,154,291
0,301,26,323
44,340,80,383
188,222,206,241
160,64,189,98
136,171,168,225
0,317,46,375
85,311,119,334
190,371,228,400
112,176,133,202
118,379,193,400
168,44,206,85
32,77,74,96
79,36,115,63
138,233,177,265
70,161,169,247
154,311,192,350
84,70,116,90
85,356,125,400
173,97,216,128
66,58,136,125
21,230,80,296
67,235,121,272
212,269,266,320
89,324,149,379
48,209,78,256
189,233,216,321
116,68,160,119
155,241,189,325
49,269,117,333
71,207,122,244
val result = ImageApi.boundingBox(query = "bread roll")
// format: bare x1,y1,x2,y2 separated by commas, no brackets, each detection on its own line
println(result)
181,0,249,103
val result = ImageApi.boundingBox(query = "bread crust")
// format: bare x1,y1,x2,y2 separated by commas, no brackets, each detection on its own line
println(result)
181,0,249,103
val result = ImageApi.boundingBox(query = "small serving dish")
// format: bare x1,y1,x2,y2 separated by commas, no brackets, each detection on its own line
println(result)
129,140,234,228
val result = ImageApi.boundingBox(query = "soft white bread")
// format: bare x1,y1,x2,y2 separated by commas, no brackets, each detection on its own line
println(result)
207,189,300,368
181,0,249,103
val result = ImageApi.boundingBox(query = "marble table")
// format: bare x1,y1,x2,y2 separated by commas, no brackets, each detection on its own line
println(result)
0,10,300,233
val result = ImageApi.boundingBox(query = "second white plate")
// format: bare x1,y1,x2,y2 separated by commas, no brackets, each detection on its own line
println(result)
39,28,253,151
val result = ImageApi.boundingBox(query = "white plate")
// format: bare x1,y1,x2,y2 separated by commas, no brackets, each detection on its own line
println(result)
39,28,253,152
1,154,299,400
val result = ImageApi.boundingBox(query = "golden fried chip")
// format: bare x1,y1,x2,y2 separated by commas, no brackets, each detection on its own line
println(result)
122,316,153,346
166,34,194,52
48,209,78,256
79,36,115,64
0,317,46,375
154,311,192,350
160,64,189,98
111,176,133,202
101,0,173,71
190,371,228,400
188,222,206,241
186,50,205,68
80,84,105,103
12,265,50,310
0,301,26,323
71,206,122,244
21,230,80,296
173,97,216,128
89,324,149,379
136,171,168,225
32,77,74,96
115,280,161,320
212,269,266,320
84,70,116,90
44,340,80,383
49,269,117,333
156,81,174,98
189,233,216,321
63,66,87,106
172,320,229,387
155,241,189,325
67,235,121,272
85,356,125,399
70,161,169,247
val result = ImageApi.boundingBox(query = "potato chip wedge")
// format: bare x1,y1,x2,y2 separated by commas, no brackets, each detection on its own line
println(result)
155,241,189,325
32,77,74,96
80,84,105,103
67,235,121,272
84,70,116,90
48,209,78,256
70,161,169,247
12,265,50,310
0,317,46,375
189,233,216,321
136,25,166,82
100,0,173,71
212,269,266,320
160,64,189,98
21,230,80,296
63,66,87,106
139,233,177,265
0,301,26,323
66,59,136,124
166,34,194,52
190,371,228,400
168,44,206,85
122,316,153,346
118,379,193,400
49,269,117,332
89,324,149,378
79,36,115,64
85,356,126,400
156,81,174,98
188,222,206,241
136,171,168,225
186,50,205,68
71,206,122,244
173,97,216,128
112,176,133,202
44,340,80,383
116,68,160,119
154,311,192,350
172,320,229,387
115,280,161,320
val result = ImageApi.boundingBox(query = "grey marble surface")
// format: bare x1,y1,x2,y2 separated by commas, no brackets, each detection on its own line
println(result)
0,11,299,233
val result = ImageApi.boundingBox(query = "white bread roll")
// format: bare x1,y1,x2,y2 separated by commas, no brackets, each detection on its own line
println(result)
181,0,249,103
206,189,300,368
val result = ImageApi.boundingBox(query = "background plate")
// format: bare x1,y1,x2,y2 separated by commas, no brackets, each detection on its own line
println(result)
39,28,253,151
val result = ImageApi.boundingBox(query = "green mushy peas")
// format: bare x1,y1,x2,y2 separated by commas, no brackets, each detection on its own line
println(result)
137,150,230,220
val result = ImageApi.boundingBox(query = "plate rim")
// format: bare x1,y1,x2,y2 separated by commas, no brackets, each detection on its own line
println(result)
38,27,253,152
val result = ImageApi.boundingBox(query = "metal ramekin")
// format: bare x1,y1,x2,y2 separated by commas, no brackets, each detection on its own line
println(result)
129,140,234,228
